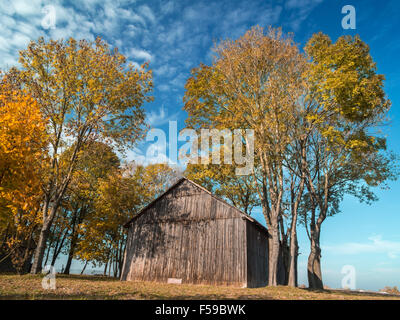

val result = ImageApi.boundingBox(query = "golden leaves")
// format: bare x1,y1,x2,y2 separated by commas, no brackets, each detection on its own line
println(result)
184,26,306,169
305,33,390,124
0,83,48,242
74,163,180,264
18,36,153,151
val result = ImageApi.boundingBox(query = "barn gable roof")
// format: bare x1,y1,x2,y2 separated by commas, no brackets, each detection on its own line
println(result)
123,177,269,234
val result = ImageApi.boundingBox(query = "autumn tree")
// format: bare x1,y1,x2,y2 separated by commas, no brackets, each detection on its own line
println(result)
298,33,396,289
184,26,306,286
10,36,153,273
60,141,120,274
0,82,48,273
42,206,69,268
75,163,181,277
185,163,260,215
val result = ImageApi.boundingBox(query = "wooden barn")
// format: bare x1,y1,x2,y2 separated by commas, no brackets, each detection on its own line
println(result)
120,177,274,287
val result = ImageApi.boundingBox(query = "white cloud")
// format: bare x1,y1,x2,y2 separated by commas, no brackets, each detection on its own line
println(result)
0,14,17,32
158,84,170,92
0,0,153,69
12,0,44,16
10,32,31,48
285,0,323,9
160,1,174,15
147,105,167,126
284,0,324,31
157,22,185,45
129,47,153,61
372,267,400,274
323,235,400,259
125,24,139,37
154,64,177,77
146,105,180,127
138,5,156,24
0,0,16,15
117,8,147,27
169,72,187,90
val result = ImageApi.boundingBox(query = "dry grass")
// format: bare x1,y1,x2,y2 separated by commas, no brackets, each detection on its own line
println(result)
1,274,399,300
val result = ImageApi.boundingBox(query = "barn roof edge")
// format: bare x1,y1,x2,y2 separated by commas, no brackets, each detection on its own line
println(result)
122,177,268,235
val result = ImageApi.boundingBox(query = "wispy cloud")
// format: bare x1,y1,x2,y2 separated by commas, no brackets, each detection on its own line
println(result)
0,0,152,69
138,5,156,24
323,235,400,259
146,105,180,127
129,47,153,61
283,0,324,31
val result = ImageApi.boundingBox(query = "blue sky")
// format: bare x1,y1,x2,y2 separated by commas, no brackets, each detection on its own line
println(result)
1,0,399,290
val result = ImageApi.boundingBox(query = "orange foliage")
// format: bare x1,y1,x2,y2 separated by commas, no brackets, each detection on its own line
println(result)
0,83,48,250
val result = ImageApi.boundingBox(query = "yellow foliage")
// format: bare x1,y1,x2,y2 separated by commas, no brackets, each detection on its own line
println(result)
0,84,48,222
0,83,49,272
75,163,180,265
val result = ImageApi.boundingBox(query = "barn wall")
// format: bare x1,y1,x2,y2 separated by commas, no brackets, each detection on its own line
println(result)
120,180,248,287
246,220,268,288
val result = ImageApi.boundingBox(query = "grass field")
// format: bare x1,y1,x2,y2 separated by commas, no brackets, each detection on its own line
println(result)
0,274,399,300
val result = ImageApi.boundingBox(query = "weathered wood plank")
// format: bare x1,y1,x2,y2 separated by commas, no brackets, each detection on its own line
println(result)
121,178,269,287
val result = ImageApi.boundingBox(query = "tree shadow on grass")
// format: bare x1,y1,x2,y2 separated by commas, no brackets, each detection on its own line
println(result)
55,274,119,282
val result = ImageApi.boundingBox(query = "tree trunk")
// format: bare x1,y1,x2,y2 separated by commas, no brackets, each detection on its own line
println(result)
51,229,67,267
64,206,81,275
267,223,280,286
114,246,120,278
30,151,76,274
103,260,108,276
288,235,299,287
294,239,298,287
278,239,289,285
307,227,323,289
109,255,113,277
80,260,88,275
43,240,52,266
288,192,301,287
31,200,61,274
278,216,289,285
118,241,125,279
50,232,62,267
30,226,50,274
113,257,118,278
289,138,305,287
64,234,78,274
64,251,74,275
21,229,35,274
